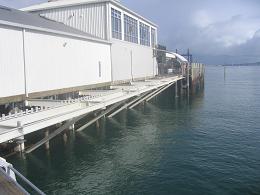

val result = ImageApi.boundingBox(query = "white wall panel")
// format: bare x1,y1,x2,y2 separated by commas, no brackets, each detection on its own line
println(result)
0,26,25,98
37,3,107,39
111,40,156,82
25,30,111,94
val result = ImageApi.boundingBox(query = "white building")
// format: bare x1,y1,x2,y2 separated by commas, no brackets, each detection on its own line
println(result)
22,0,158,83
0,5,112,104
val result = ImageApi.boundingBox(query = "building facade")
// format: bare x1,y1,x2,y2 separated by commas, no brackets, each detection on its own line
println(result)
0,6,111,104
23,0,158,82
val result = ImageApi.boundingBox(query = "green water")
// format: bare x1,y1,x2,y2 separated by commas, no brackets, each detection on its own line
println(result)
9,66,260,194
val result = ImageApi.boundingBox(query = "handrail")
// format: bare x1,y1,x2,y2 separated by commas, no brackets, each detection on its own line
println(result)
7,165,46,195
0,167,29,195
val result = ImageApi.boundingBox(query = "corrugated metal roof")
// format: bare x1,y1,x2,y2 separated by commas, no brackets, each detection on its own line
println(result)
21,0,157,27
0,5,110,44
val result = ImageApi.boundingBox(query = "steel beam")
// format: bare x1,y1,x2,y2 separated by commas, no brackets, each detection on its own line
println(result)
129,85,169,109
107,92,149,118
76,101,125,132
146,82,175,102
0,77,182,143
25,114,87,154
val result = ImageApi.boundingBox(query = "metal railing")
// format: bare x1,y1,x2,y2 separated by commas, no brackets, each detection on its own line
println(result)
5,165,46,195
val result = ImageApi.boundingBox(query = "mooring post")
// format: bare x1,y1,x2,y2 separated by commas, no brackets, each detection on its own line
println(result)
44,129,50,150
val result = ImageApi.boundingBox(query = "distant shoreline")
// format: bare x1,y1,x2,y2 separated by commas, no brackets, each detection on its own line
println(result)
222,62,260,67
223,64,260,67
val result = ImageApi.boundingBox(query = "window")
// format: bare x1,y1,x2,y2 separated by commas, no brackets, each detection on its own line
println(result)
111,8,122,39
124,14,138,43
139,22,150,46
151,28,156,48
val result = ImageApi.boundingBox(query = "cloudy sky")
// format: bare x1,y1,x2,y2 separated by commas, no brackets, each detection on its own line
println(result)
1,0,260,64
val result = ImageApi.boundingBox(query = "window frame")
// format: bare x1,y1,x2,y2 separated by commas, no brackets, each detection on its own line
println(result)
124,14,138,44
151,28,157,48
139,22,150,46
111,8,122,40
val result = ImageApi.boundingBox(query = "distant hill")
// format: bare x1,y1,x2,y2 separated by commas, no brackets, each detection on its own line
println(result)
223,62,260,66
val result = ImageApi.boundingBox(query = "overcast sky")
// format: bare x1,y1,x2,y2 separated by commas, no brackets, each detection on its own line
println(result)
1,0,260,65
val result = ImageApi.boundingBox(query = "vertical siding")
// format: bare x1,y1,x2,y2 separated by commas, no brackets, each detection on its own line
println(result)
25,30,111,94
37,3,107,39
0,25,25,98
111,41,155,82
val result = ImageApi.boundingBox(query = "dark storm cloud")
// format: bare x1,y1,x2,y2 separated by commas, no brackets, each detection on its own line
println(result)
1,0,260,64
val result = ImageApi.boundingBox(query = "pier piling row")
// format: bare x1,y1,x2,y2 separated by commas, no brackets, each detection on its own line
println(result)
0,76,183,153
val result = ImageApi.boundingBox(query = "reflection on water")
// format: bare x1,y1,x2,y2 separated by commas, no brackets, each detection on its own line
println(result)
8,66,260,195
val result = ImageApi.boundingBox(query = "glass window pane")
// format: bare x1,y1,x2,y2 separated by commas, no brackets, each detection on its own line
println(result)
151,28,156,48
139,22,150,46
124,14,138,43
111,8,122,40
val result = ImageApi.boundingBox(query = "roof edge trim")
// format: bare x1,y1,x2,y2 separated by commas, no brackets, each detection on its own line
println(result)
0,19,112,45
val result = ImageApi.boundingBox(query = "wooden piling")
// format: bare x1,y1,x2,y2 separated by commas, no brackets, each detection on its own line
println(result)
44,129,50,150
175,81,178,98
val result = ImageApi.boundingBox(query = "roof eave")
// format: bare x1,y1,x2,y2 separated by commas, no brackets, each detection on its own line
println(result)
0,20,112,45
21,0,110,12
21,0,158,27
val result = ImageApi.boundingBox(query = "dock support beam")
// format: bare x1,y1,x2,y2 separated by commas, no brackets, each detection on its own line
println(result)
129,86,165,109
69,124,75,131
26,114,87,154
76,101,125,132
181,79,184,95
14,121,25,153
63,132,68,144
146,82,174,102
14,136,25,153
175,81,178,98
108,92,149,118
44,129,50,150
